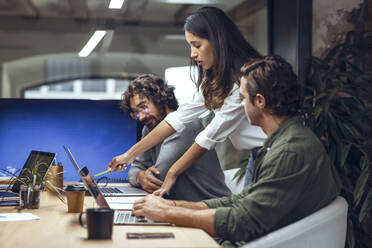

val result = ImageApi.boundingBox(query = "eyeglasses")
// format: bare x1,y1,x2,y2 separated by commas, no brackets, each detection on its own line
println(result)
131,103,149,119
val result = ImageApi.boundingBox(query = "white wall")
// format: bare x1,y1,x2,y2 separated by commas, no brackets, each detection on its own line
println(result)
164,66,197,105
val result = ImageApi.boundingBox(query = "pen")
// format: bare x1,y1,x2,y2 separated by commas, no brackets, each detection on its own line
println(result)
94,165,124,177
93,170,109,177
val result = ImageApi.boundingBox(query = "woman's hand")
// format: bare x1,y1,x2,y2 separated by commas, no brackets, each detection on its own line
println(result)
107,152,135,173
153,170,178,197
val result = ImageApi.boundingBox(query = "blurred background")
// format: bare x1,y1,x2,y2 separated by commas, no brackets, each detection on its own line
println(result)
0,0,268,101
0,0,366,176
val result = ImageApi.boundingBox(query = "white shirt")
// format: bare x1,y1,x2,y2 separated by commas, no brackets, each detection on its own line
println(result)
164,84,267,150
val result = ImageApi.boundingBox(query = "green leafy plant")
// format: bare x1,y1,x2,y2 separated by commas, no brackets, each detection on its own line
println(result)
11,162,48,190
233,3,371,247
233,153,250,182
1,154,65,206
303,27,372,248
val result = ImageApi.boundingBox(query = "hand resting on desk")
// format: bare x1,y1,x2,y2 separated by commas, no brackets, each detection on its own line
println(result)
131,194,217,236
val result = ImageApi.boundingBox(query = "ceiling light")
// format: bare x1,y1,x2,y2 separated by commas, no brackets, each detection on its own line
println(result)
78,30,107,57
109,0,125,9
157,0,222,4
164,34,186,40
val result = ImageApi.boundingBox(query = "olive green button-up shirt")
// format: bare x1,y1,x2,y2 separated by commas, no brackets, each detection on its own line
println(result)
203,117,341,247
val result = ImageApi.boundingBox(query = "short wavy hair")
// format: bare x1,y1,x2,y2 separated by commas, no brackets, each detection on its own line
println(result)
240,55,303,117
121,74,179,113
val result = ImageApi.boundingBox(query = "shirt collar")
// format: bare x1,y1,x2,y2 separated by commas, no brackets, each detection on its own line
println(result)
263,116,303,150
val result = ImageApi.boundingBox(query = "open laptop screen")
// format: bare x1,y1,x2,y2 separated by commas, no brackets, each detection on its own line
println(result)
64,146,110,208
12,151,56,193
79,166,110,208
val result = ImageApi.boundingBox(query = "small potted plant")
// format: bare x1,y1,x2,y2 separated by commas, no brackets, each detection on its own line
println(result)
2,156,65,209
13,159,49,209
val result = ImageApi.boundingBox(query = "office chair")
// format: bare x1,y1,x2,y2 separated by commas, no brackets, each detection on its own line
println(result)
223,169,348,248
242,196,348,248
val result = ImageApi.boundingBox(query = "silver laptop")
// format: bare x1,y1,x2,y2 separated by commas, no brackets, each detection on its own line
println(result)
0,151,56,205
99,183,148,197
63,146,171,226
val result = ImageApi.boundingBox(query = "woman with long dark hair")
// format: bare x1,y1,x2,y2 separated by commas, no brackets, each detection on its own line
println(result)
108,7,266,196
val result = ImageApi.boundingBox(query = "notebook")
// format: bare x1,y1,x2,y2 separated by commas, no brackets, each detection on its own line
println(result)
0,151,56,205
63,146,171,225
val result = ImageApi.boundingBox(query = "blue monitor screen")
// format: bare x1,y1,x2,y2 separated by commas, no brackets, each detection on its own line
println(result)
0,99,137,182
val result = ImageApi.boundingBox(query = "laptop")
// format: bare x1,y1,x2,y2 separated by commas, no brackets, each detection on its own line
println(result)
0,151,56,205
99,182,148,197
63,146,171,225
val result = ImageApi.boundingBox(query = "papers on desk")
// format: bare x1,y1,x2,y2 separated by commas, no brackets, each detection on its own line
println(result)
105,196,143,210
0,213,40,222
0,177,12,183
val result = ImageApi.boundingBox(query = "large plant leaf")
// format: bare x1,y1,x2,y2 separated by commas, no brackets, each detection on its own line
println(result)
359,190,372,223
327,113,342,144
314,105,323,119
353,156,370,207
324,44,343,64
233,153,251,183
340,144,352,167
346,217,356,248
339,171,354,195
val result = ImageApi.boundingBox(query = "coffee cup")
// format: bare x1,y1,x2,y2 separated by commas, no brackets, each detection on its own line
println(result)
65,184,85,213
79,208,114,239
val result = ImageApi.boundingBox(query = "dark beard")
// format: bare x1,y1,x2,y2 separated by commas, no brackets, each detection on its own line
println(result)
141,106,167,130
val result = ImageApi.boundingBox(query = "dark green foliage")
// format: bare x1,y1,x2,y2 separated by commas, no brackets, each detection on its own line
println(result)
235,4,371,246
233,154,250,182
303,27,372,248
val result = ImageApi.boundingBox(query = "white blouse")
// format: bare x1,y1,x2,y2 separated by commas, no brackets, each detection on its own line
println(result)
164,84,267,150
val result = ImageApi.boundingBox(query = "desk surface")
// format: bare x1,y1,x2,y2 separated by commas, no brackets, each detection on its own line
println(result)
0,191,219,248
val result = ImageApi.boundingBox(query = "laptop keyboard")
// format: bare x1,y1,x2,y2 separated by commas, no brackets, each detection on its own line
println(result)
100,187,121,194
114,211,148,224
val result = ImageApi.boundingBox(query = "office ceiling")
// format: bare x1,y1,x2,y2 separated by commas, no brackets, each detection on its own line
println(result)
0,0,244,23
0,0,248,59
0,0,264,97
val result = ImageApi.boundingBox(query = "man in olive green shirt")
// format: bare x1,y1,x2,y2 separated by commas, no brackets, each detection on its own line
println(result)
132,56,341,247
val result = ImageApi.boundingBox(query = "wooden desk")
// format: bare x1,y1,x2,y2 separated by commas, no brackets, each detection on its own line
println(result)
0,191,219,248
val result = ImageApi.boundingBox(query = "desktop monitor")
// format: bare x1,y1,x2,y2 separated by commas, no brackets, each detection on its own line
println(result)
0,99,137,181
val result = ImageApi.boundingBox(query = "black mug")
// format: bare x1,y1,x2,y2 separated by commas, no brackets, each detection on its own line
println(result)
79,208,114,239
